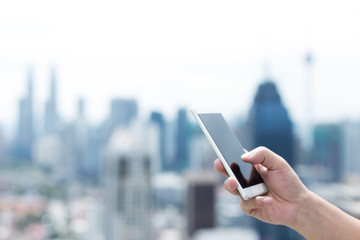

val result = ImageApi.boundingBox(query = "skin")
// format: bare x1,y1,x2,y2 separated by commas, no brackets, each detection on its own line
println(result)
214,146,360,240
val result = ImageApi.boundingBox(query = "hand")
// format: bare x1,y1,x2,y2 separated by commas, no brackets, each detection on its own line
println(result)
214,146,310,227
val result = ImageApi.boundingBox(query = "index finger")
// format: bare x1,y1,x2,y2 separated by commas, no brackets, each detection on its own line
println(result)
214,159,229,177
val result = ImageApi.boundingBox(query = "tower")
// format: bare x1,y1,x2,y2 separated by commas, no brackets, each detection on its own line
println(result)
150,111,167,172
174,108,190,172
104,122,155,240
247,81,294,166
247,81,301,240
303,52,314,153
44,67,60,135
15,68,34,162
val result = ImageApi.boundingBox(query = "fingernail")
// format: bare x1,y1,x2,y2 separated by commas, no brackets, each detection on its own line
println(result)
263,197,272,204
242,151,253,159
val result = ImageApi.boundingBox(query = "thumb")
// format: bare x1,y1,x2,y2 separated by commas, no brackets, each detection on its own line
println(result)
241,146,288,170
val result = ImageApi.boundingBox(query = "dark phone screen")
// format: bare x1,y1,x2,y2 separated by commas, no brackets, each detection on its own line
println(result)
198,113,263,187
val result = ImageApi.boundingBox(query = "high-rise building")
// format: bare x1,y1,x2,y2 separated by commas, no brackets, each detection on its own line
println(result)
312,124,342,182
150,111,167,172
247,81,302,240
303,52,314,151
342,121,360,184
44,67,60,135
104,121,155,240
186,172,218,237
188,129,215,171
109,98,138,134
247,81,294,166
14,69,34,162
174,108,190,172
73,98,91,181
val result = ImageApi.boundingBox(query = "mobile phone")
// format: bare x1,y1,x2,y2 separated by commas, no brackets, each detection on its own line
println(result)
191,107,268,200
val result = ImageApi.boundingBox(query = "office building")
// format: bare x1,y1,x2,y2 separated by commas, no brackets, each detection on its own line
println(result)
247,81,294,166
150,111,168,172
14,69,34,162
73,98,91,181
44,67,60,135
188,130,215,171
247,81,301,240
104,121,156,240
312,124,342,182
342,121,360,184
186,171,218,237
174,108,190,172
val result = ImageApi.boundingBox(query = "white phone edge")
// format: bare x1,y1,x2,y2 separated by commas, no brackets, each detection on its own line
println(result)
190,107,268,200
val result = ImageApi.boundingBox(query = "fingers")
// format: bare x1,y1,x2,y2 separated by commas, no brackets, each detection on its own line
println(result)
214,160,240,196
240,196,273,216
241,146,288,170
214,159,229,177
224,177,240,196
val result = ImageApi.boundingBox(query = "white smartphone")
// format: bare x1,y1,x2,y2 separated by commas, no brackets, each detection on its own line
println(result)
191,107,268,200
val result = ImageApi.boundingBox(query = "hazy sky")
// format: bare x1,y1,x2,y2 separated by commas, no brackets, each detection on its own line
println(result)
1,0,360,134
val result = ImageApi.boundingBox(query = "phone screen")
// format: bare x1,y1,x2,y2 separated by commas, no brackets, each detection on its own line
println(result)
198,113,264,187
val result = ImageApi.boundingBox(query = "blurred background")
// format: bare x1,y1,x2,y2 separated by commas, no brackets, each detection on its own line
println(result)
1,0,360,239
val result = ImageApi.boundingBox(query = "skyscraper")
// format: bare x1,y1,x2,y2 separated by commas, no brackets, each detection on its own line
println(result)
247,81,301,240
14,69,34,162
247,81,294,166
110,99,137,127
73,98,90,181
150,111,167,171
174,108,190,172
312,124,342,182
44,67,60,135
342,121,360,184
104,122,154,240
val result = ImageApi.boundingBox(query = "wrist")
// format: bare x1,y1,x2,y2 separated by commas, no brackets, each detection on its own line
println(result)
287,189,317,231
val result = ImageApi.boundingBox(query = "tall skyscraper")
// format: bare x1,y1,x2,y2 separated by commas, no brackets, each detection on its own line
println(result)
303,52,314,152
150,111,167,171
312,124,342,182
73,98,90,181
14,69,34,162
44,67,60,135
247,81,294,166
174,108,190,172
342,122,360,184
247,81,301,240
104,122,154,240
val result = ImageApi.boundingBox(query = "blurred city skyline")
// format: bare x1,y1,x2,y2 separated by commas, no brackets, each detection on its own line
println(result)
2,1,360,239
1,0,360,134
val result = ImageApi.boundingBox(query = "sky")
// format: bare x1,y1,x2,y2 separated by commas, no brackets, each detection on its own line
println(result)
1,0,360,135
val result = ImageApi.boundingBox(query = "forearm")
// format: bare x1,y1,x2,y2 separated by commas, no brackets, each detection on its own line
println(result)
290,191,360,240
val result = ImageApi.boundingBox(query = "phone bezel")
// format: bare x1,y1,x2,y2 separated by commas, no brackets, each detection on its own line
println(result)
191,107,268,200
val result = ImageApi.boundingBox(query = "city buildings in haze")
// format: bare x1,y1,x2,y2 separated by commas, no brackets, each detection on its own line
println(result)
104,121,156,240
